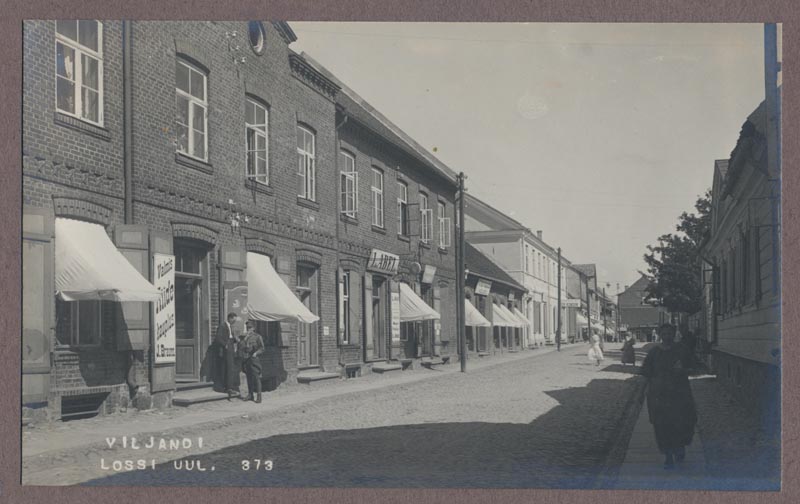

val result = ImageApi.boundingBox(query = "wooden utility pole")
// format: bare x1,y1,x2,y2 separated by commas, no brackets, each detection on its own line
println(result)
602,286,608,346
556,247,562,351
457,173,467,372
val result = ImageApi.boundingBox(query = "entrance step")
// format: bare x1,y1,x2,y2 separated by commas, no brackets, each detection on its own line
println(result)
371,362,402,374
478,352,490,357
175,381,215,392
420,358,445,368
172,387,239,407
297,371,340,384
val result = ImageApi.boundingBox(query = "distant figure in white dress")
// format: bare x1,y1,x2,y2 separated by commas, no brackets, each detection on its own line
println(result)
588,334,604,366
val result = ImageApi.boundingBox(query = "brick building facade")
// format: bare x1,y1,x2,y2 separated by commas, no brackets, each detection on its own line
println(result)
22,20,457,422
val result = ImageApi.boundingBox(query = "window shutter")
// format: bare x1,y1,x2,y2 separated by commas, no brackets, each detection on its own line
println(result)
114,225,151,351
22,207,54,404
433,283,445,346
149,230,175,393
349,272,361,345
363,272,373,355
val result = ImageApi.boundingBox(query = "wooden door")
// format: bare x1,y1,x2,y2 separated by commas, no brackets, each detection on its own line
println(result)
175,276,201,379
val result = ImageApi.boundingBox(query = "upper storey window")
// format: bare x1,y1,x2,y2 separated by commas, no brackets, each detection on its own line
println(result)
55,20,103,125
176,59,208,161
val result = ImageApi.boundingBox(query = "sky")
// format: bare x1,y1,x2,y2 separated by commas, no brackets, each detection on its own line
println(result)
290,22,765,294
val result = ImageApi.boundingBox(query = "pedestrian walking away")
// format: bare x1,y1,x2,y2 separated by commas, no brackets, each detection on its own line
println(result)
214,312,241,399
588,334,604,366
641,323,698,469
239,319,265,403
621,332,636,366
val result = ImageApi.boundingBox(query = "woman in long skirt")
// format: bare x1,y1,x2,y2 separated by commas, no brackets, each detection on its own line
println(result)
587,334,604,366
621,333,636,366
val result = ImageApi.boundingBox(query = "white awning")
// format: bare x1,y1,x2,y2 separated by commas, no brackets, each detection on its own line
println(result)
511,307,531,328
398,283,440,322
55,218,160,302
492,303,522,328
465,299,492,327
576,312,589,326
246,252,319,323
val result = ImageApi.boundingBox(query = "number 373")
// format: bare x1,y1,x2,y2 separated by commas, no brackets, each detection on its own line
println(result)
241,459,273,471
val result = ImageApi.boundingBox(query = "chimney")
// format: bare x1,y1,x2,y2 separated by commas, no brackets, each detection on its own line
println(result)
624,285,629,292
536,230,542,240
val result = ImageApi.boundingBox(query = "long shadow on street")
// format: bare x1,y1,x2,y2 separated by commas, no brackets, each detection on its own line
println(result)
85,375,644,489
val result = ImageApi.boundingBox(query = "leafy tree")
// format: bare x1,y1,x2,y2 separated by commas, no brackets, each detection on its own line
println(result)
643,190,712,314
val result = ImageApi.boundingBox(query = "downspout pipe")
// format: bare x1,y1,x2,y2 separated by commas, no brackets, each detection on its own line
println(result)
123,20,133,224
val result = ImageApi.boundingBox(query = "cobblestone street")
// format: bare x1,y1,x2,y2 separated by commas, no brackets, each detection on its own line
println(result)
70,344,643,488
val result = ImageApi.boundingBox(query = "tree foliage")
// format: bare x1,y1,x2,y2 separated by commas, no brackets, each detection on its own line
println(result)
643,189,712,314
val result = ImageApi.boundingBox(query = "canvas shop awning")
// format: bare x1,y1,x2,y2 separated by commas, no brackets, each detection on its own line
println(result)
576,312,589,327
398,282,440,322
55,218,161,302
492,303,522,328
246,252,319,323
511,307,531,328
465,299,492,327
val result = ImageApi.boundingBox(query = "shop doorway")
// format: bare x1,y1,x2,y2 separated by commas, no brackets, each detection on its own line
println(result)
370,275,387,360
296,263,319,367
417,284,433,357
174,240,208,381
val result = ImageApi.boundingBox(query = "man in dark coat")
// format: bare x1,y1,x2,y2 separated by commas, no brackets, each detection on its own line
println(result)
239,319,265,403
641,323,698,469
214,312,240,398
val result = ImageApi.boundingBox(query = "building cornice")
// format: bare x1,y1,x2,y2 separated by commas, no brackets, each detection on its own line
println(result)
289,53,340,101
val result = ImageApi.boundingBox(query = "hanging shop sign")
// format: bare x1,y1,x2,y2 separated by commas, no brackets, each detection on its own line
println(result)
475,279,492,296
421,265,437,284
562,298,582,308
367,248,400,275
153,253,176,364
391,291,401,342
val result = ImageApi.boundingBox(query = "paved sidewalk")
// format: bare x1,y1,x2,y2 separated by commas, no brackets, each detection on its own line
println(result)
614,386,708,490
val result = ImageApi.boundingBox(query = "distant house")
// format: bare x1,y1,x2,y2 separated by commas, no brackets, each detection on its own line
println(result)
618,275,667,342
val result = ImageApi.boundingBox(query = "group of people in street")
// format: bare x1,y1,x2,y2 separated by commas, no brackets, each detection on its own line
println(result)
205,312,265,403
587,323,698,470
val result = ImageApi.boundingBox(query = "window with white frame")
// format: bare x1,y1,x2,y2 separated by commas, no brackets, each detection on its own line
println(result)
176,59,208,161
420,193,432,244
372,168,384,227
397,181,409,236
297,125,316,201
245,98,268,184
438,201,451,248
339,151,358,217
55,298,103,347
55,20,103,124
339,270,351,344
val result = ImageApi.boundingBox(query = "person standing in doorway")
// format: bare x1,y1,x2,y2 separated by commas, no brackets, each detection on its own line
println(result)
641,323,698,469
214,312,240,399
240,319,265,403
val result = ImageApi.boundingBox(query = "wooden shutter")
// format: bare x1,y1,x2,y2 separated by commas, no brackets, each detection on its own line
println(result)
363,272,373,355
349,272,361,345
149,230,175,393
22,207,54,404
114,225,151,351
433,283,445,345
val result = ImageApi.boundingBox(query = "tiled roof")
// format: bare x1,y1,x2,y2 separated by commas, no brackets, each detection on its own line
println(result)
465,242,526,292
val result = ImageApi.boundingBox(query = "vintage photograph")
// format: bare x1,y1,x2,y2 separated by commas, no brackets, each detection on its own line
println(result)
20,20,781,490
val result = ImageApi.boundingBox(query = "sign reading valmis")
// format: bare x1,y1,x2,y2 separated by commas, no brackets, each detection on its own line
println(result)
153,253,176,364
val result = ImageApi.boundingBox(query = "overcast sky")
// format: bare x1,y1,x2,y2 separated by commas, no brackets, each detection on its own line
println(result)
290,23,765,293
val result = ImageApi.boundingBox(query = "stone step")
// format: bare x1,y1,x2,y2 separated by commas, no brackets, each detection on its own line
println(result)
420,358,445,368
172,387,239,407
296,371,340,384
371,362,402,373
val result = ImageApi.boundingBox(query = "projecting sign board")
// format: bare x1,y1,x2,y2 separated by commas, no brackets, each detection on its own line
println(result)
475,279,492,296
562,298,582,308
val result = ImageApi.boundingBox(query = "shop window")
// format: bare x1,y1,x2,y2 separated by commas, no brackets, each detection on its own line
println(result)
297,125,316,201
372,168,384,227
246,98,269,185
339,270,351,344
55,298,103,347
255,321,281,347
339,151,357,218
55,20,103,125
176,59,208,161
397,181,409,236
437,201,450,249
